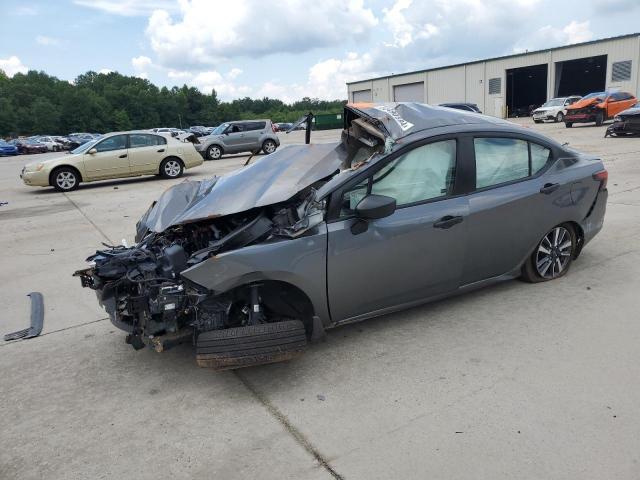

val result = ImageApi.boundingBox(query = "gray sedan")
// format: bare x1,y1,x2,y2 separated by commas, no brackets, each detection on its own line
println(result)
76,103,608,369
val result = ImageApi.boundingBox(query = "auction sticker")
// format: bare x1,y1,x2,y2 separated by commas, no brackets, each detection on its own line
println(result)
373,105,414,132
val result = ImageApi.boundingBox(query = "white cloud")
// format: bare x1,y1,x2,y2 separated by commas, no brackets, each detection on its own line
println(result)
0,56,29,77
146,0,378,69
14,6,38,15
189,69,252,99
99,68,114,74
168,70,192,79
73,0,178,16
36,35,61,46
513,20,593,52
131,55,153,78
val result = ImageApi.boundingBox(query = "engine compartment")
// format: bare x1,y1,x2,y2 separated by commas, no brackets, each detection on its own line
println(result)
74,188,325,351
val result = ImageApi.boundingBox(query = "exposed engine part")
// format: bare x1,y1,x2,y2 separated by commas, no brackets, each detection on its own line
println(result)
73,188,325,352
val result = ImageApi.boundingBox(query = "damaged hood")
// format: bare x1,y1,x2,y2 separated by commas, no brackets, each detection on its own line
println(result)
137,142,345,236
345,102,508,141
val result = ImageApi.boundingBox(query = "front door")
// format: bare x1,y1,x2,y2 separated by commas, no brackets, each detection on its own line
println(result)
82,134,129,180
223,124,249,152
327,138,468,323
128,133,167,174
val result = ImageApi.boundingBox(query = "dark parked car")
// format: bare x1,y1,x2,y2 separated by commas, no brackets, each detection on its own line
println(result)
75,103,607,370
0,139,19,156
439,102,482,114
9,139,48,154
605,102,640,137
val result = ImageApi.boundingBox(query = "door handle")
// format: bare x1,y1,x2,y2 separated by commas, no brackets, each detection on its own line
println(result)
540,183,559,194
118,154,127,158
157,149,165,153
433,215,463,229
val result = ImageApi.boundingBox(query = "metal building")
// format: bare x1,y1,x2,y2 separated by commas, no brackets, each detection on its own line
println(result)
347,33,640,118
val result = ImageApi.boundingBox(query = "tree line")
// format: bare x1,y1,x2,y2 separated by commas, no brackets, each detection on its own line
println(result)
0,69,347,137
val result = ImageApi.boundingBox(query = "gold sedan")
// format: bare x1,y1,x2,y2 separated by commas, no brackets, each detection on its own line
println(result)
20,131,203,192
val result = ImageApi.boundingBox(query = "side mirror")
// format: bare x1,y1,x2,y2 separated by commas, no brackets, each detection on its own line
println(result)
88,148,97,154
355,194,396,220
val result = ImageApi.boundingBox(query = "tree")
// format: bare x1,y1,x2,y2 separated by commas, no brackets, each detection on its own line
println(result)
0,68,347,137
113,109,132,131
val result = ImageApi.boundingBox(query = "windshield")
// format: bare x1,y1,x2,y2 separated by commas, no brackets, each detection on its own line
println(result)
71,138,99,154
543,99,564,107
0,140,8,146
211,123,229,135
582,92,606,101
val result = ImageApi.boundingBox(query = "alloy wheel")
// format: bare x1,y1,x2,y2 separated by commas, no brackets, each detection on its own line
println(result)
264,140,276,154
164,160,181,177
535,226,573,279
56,171,77,191
208,146,221,159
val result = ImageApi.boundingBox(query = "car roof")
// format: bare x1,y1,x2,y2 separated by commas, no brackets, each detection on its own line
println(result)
346,102,511,141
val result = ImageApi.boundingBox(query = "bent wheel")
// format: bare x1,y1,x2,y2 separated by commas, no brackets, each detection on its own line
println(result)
196,320,307,370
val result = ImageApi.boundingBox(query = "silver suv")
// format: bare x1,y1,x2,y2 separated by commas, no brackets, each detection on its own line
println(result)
196,120,280,160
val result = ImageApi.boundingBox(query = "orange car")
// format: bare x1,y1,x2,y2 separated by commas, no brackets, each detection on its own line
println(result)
565,91,637,127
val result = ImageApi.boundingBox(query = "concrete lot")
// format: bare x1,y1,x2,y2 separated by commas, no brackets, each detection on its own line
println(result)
1,121,639,479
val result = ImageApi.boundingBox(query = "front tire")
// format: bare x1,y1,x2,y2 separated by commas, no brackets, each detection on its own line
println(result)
51,167,80,192
565,122,573,128
159,157,184,179
196,320,307,370
207,145,222,160
595,111,604,127
262,139,277,155
555,112,564,123
521,224,576,283
534,119,542,124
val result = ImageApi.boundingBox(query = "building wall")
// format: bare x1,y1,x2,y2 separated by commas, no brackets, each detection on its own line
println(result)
347,35,640,118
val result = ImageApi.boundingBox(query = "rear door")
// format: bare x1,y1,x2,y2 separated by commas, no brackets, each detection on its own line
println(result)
326,137,468,323
81,134,129,180
243,121,266,151
128,133,168,174
462,135,570,285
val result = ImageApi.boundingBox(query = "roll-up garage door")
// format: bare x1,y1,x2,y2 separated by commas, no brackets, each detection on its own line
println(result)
352,89,372,102
393,82,424,102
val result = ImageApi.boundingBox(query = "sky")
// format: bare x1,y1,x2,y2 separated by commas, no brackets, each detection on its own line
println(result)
1,0,639,103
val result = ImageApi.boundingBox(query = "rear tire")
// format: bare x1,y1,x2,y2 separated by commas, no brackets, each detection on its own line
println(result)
521,223,576,283
51,167,80,192
196,320,307,370
262,139,277,155
159,157,183,179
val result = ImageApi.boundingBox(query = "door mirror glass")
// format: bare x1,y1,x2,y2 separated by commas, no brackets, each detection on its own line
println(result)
355,194,396,220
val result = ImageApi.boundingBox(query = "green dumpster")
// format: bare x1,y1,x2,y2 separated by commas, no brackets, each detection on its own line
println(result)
313,113,343,131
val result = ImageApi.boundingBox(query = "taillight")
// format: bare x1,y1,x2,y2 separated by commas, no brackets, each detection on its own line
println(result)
592,169,608,189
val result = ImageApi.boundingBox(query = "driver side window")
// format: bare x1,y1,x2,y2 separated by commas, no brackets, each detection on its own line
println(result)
340,140,456,216
95,135,127,153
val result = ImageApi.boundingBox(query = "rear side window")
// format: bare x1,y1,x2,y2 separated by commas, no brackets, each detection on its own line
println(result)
530,143,552,174
474,138,529,188
244,122,266,131
129,134,166,148
474,138,552,189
